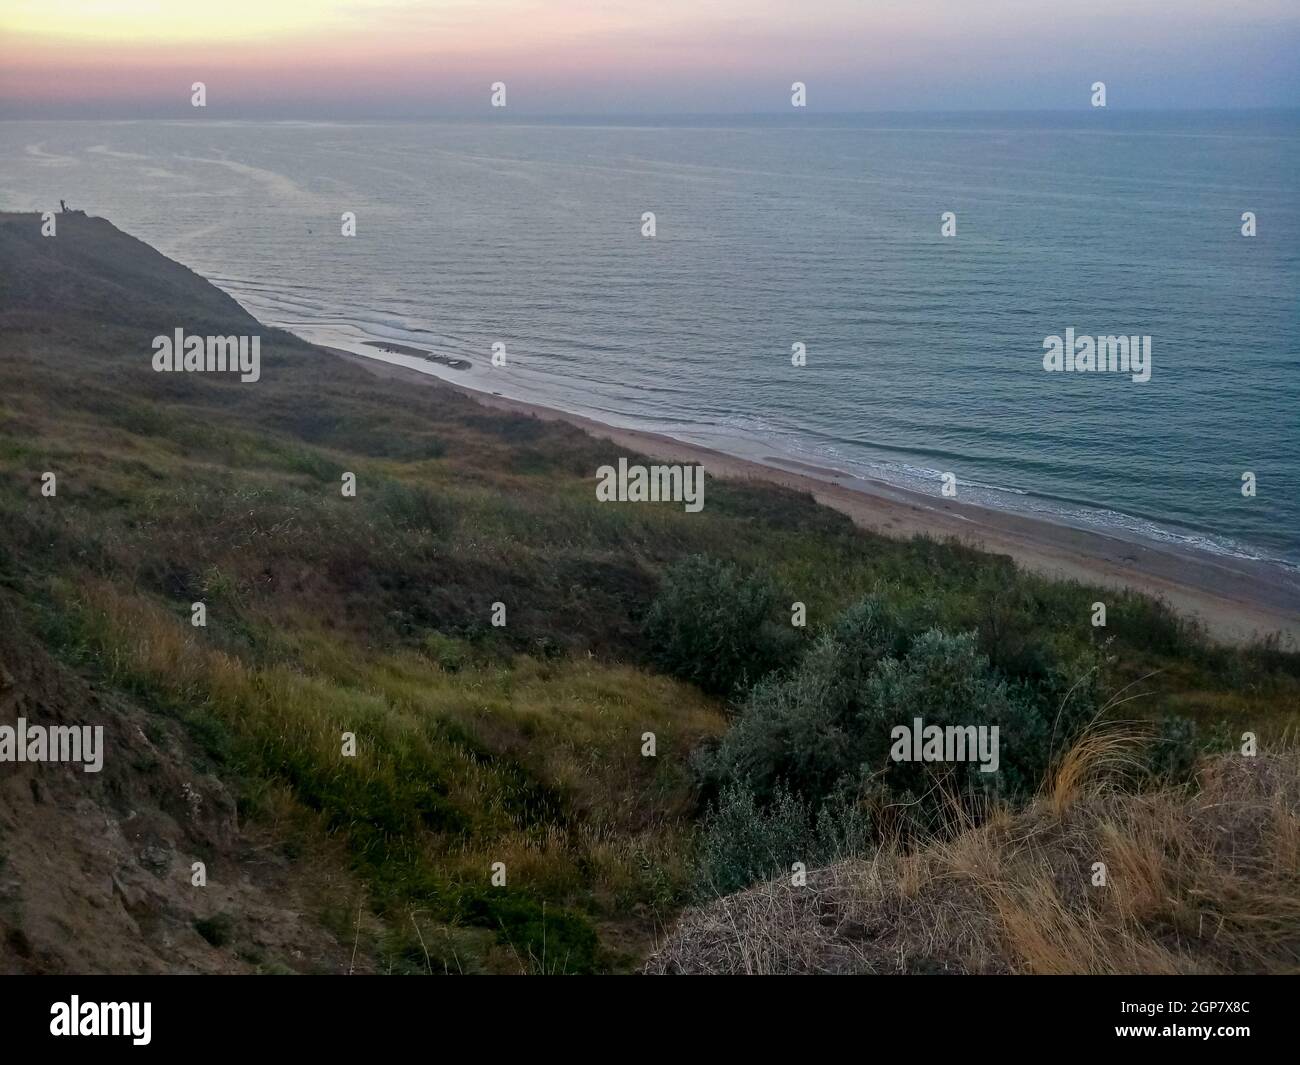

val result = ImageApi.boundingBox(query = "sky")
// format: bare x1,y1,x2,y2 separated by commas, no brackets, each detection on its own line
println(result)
1,0,1297,117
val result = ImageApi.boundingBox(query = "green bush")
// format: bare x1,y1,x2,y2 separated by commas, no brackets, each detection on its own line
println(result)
694,782,871,898
643,554,799,697
859,628,1089,804
699,596,1106,834
700,634,858,804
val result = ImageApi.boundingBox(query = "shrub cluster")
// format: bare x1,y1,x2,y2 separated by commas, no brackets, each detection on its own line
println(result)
642,554,799,697
694,782,872,898
689,593,1118,892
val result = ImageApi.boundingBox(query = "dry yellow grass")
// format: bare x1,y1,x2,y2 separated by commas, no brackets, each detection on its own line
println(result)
647,737,1300,975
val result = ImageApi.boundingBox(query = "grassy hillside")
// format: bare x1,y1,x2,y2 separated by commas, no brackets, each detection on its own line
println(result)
1,211,1297,973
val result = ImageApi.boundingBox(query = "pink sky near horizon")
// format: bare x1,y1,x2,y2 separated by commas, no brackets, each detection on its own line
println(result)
3,0,1298,114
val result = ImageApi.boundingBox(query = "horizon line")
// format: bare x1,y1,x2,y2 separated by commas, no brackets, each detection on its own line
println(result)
6,106,1300,121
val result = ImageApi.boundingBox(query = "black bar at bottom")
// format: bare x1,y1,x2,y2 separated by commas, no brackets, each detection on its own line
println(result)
0,974,1288,1052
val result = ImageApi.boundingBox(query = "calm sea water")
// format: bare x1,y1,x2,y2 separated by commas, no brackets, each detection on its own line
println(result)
2,115,1297,566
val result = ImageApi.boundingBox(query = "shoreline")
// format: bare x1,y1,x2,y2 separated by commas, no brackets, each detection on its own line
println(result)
326,345,1300,648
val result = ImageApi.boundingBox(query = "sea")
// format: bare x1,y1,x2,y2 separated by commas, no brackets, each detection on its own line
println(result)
2,113,1297,568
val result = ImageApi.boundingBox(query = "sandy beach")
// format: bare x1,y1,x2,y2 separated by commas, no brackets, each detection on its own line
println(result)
330,347,1300,648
